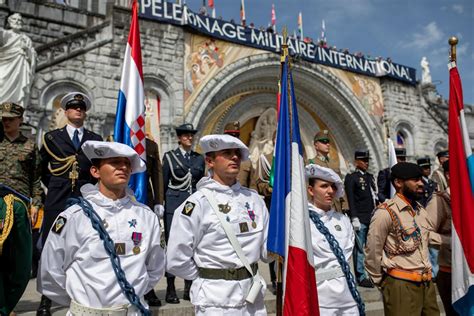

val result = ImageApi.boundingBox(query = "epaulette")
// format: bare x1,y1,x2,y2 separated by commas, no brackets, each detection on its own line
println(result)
0,184,30,204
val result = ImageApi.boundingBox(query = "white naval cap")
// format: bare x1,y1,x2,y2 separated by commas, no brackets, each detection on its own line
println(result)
60,92,92,111
200,134,250,161
81,140,146,174
305,164,344,198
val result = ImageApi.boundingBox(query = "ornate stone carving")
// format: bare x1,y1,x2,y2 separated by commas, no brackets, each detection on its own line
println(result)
420,57,432,84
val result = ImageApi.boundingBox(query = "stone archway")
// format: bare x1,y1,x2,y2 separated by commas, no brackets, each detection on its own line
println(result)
187,53,385,172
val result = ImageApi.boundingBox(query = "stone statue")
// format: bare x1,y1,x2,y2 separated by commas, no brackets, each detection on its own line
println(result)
248,108,277,167
420,56,432,84
0,13,37,107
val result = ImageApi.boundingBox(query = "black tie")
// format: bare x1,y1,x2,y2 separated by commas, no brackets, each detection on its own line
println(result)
185,152,190,162
72,129,80,150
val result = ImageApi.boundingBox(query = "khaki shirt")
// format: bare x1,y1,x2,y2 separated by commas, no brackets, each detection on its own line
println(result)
432,167,447,192
364,194,441,285
426,189,452,268
238,160,257,189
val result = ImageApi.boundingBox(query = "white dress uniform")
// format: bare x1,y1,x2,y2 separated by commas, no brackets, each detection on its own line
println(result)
309,203,359,316
38,183,165,315
166,176,269,315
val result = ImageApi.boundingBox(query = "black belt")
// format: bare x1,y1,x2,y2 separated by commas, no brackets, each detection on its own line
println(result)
198,263,258,281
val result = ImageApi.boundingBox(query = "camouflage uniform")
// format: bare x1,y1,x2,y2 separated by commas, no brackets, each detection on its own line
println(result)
0,102,43,207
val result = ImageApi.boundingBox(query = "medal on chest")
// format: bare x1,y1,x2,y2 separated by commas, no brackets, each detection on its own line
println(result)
132,232,142,255
359,177,366,190
245,202,257,228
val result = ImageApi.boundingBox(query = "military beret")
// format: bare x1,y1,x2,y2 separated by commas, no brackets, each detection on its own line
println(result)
305,164,344,198
391,162,423,180
0,102,24,118
60,92,91,111
314,129,330,142
200,134,249,161
355,150,370,160
395,148,407,157
436,150,449,158
81,140,146,174
224,121,240,135
175,123,198,136
417,157,431,168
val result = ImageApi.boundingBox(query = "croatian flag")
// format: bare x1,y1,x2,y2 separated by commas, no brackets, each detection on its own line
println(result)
267,57,319,315
449,61,474,315
114,0,147,204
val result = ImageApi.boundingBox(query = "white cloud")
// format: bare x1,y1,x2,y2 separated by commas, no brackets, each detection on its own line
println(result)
403,22,444,50
452,4,464,14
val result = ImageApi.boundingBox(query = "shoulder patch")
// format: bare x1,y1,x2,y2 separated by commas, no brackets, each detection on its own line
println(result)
52,216,67,234
182,201,196,217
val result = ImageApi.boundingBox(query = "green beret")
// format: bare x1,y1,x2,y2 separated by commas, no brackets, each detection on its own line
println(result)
314,129,330,142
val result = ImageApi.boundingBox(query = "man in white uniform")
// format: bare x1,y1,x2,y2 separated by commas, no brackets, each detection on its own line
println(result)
166,134,269,315
306,164,362,315
38,141,165,315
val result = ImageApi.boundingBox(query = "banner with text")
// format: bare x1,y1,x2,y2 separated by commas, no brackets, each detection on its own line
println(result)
140,0,417,84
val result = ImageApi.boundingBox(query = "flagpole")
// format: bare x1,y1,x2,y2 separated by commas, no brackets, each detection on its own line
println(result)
274,27,290,316
449,36,458,62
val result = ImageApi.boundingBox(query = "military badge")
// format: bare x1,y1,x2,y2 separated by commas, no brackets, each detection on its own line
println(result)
218,203,231,214
52,216,67,234
74,94,84,101
182,201,195,216
209,140,219,149
94,149,104,156
114,242,125,255
132,232,142,255
335,224,342,231
128,219,137,228
239,222,249,233
4,103,11,111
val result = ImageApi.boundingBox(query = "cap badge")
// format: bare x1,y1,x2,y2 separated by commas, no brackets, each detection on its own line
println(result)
94,149,104,156
74,94,84,101
4,103,11,111
210,140,219,149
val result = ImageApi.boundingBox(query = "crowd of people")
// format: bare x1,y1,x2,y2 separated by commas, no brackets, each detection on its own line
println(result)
0,96,454,316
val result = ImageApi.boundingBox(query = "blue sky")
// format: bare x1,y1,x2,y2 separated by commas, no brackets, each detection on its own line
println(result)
184,0,473,104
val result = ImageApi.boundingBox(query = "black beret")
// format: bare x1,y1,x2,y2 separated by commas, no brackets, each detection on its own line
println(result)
436,150,449,158
417,157,431,168
355,150,369,160
391,162,423,180
395,148,407,157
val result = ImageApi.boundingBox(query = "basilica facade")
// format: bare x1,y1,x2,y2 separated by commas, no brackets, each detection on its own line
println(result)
1,0,470,174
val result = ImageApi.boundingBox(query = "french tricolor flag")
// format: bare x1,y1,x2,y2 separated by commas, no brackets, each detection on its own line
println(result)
449,61,474,315
114,0,147,204
267,57,319,315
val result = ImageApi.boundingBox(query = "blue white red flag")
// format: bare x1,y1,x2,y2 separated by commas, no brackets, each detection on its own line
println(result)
114,0,147,203
267,57,319,315
449,61,474,316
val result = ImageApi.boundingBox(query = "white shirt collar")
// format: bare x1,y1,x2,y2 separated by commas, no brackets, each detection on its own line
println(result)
66,124,84,141
179,146,190,156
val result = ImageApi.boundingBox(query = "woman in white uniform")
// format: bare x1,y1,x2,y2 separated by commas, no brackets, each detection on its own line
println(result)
306,164,363,316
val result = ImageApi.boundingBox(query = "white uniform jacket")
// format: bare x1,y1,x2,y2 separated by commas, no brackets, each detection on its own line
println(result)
309,204,357,308
166,177,269,308
38,184,165,314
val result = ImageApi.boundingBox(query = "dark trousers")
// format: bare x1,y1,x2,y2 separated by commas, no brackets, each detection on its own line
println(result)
353,223,369,282
381,275,440,316
437,271,458,316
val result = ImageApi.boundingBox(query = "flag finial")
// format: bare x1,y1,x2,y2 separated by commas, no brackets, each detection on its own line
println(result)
449,36,458,62
281,26,288,62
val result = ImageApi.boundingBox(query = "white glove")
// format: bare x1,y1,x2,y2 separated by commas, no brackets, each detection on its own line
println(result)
352,217,361,231
153,204,164,218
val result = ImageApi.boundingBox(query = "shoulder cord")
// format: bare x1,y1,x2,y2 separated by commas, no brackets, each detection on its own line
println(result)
164,152,192,192
0,194,28,255
381,204,422,257
68,197,151,316
41,133,77,176
308,211,365,316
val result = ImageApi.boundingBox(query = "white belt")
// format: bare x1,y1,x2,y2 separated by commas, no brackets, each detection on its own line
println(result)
70,300,130,316
316,266,345,282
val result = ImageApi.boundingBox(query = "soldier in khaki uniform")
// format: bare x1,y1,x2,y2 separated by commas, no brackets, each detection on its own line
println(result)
0,102,43,224
308,130,348,213
426,160,455,316
432,150,449,192
365,162,441,316
224,121,257,189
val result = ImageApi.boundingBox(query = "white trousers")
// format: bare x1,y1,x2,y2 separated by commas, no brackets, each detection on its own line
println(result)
319,305,359,316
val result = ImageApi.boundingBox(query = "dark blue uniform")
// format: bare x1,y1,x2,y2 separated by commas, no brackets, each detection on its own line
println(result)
39,127,102,245
377,167,391,203
344,169,377,284
420,177,437,208
162,148,205,241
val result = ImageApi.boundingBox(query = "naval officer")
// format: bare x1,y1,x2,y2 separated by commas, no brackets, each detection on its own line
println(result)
166,134,269,315
38,140,165,315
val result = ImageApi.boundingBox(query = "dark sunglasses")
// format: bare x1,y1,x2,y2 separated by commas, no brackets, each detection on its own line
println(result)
317,139,330,144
